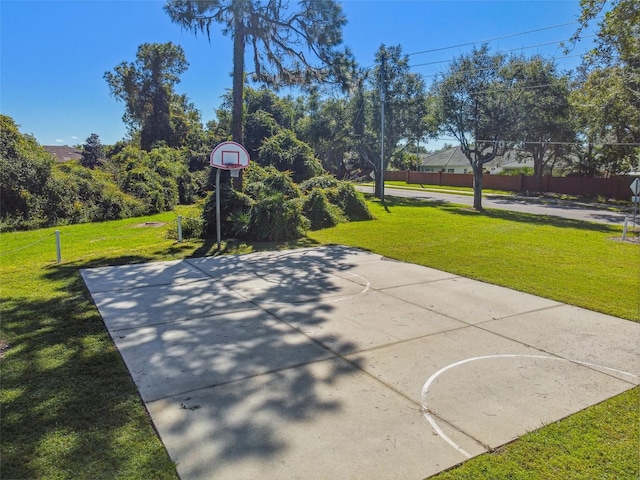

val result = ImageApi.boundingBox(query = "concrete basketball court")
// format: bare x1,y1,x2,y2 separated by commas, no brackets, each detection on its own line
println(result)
81,245,639,480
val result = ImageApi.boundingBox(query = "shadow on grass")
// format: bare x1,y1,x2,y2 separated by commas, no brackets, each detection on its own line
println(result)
189,235,321,258
375,195,619,234
0,257,179,479
1,242,362,479
449,205,619,233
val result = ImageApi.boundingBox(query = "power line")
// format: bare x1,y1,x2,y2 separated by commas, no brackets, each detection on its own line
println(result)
411,52,585,74
410,42,590,73
406,21,581,57
476,139,640,147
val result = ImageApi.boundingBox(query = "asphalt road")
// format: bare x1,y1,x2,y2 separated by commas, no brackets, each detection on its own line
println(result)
357,185,634,226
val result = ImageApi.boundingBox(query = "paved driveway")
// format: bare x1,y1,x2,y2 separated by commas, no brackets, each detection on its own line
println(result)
81,246,639,479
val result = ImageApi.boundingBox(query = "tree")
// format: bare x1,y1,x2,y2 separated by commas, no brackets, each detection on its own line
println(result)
502,55,576,190
80,133,105,169
296,89,352,177
370,45,429,197
0,115,55,225
346,72,379,178
104,42,189,151
571,0,640,174
429,45,517,210
164,0,355,147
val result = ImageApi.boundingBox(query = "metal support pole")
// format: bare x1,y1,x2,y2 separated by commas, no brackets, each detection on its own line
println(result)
216,168,222,251
623,216,628,240
380,54,385,202
177,215,183,243
55,230,61,263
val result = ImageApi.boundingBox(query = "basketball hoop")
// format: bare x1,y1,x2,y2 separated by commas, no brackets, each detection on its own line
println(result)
210,141,251,250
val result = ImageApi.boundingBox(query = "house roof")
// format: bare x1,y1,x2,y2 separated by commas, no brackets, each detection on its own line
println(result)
420,146,534,170
420,146,470,168
44,145,82,162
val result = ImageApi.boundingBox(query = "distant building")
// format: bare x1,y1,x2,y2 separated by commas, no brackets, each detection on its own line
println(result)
418,146,534,174
44,145,82,162
418,146,472,174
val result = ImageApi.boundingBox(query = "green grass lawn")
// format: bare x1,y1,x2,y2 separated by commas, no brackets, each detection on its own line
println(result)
310,196,639,321
1,197,638,479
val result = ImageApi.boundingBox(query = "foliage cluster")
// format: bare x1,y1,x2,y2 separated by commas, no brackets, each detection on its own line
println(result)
203,165,372,242
0,115,205,230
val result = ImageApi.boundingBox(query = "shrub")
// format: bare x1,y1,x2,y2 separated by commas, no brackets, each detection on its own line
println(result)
113,146,181,213
202,164,309,242
302,188,344,230
166,215,205,240
0,115,55,226
257,129,323,183
299,174,340,192
202,182,255,236
333,182,374,221
243,164,301,200
248,192,308,241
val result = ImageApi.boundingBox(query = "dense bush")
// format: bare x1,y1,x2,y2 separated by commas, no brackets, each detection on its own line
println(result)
299,174,340,192
1,116,198,230
203,183,252,237
331,182,374,221
257,130,323,183
201,164,372,241
2,109,372,234
43,162,144,226
1,115,55,228
166,214,205,240
248,192,308,241
244,110,281,159
302,188,344,230
243,164,301,200
203,164,308,241
111,146,175,213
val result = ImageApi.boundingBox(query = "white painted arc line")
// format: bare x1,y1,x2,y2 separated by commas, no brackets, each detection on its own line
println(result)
421,354,638,458
323,273,370,303
423,411,473,458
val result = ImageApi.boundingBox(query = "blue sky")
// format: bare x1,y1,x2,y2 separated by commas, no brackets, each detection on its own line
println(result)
1,1,600,148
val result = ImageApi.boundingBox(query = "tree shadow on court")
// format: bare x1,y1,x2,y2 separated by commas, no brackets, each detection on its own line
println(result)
1,245,366,479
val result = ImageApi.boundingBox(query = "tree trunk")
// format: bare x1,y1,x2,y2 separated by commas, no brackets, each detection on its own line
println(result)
231,11,245,189
472,163,484,211
232,14,245,145
374,168,381,198
533,150,543,194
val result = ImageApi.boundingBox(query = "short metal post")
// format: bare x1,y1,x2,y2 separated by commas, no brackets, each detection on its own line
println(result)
177,215,183,243
55,230,61,263
622,216,628,240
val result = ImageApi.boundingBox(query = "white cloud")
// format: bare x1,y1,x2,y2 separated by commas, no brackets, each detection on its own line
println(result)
71,136,79,140
55,139,65,143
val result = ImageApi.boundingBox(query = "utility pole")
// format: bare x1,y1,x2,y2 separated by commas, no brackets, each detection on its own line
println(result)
379,53,386,202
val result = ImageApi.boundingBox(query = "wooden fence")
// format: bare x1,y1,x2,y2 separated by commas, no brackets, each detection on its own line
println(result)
383,171,638,201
